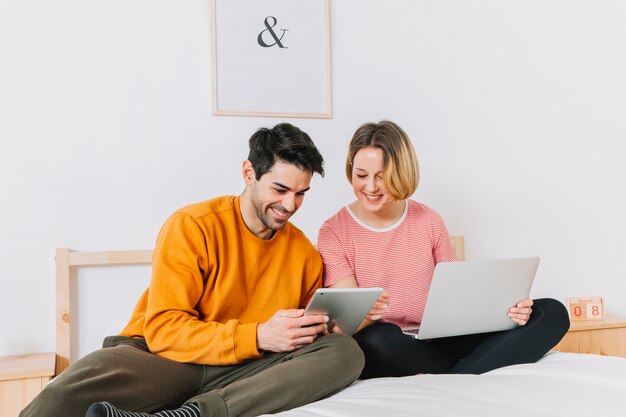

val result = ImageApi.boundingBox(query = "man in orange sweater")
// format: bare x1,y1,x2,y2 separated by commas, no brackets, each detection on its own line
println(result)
21,123,364,417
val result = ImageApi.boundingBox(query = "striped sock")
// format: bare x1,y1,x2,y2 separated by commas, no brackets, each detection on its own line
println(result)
85,402,201,417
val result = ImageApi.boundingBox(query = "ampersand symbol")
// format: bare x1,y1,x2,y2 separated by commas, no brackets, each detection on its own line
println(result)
257,16,289,48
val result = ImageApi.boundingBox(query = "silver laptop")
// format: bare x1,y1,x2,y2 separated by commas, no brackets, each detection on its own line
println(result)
403,257,539,340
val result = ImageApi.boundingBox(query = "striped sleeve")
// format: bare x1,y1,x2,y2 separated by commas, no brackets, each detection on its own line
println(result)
431,213,459,264
317,219,354,287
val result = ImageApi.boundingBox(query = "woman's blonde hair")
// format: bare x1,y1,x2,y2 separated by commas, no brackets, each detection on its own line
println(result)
345,121,419,200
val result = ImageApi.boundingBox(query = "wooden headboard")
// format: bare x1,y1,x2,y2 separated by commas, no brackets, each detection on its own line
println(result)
54,235,464,375
450,235,465,262
55,249,153,375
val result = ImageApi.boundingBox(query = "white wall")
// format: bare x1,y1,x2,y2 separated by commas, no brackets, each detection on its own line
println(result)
2,0,625,357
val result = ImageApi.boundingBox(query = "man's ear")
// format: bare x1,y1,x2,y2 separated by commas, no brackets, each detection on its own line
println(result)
242,160,255,185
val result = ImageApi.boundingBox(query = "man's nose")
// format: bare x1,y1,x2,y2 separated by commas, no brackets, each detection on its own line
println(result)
282,193,296,212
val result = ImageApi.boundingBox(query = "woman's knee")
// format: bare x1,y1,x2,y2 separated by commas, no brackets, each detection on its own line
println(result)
529,298,570,347
353,323,407,371
353,322,401,350
533,298,569,327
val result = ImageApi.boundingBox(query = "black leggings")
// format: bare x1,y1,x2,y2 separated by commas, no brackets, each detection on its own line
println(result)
353,298,570,378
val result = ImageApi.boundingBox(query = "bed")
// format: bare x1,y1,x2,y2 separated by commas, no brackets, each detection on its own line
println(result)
264,351,626,417
55,243,626,417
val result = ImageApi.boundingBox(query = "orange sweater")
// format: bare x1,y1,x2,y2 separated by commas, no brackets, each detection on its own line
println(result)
120,196,322,365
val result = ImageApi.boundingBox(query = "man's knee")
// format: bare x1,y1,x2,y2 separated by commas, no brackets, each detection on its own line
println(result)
20,378,77,417
21,347,129,417
322,333,365,376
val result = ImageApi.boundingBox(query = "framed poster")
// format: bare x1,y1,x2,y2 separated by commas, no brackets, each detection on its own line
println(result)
210,0,332,118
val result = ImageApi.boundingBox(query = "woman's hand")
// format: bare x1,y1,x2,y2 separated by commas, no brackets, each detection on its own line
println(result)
508,298,533,326
329,277,389,332
365,291,390,322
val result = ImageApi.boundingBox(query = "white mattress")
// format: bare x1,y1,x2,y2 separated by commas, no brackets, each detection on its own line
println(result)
265,352,626,417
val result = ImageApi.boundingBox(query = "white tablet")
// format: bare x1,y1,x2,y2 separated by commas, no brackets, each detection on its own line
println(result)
303,287,384,335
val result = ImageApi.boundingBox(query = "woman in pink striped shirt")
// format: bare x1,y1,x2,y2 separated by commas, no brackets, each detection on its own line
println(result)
317,121,569,378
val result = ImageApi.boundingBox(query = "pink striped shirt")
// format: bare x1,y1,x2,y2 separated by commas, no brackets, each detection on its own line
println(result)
317,200,457,327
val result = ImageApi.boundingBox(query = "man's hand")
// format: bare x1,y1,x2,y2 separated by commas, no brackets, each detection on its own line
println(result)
509,298,533,326
257,309,329,352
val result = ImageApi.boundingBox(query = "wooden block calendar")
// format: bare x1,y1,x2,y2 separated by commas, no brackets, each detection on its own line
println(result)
566,296,605,321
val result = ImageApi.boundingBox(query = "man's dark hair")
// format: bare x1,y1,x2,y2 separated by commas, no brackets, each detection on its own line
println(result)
248,123,325,180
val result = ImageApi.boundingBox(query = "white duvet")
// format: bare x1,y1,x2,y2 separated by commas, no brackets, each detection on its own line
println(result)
266,352,626,417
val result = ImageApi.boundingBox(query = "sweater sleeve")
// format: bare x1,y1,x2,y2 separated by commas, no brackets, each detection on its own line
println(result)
299,249,324,308
142,212,262,365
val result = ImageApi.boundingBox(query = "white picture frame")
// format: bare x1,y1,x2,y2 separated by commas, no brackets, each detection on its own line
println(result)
210,0,332,118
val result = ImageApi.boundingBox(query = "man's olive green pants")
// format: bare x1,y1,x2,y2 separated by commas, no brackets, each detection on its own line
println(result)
20,333,364,417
